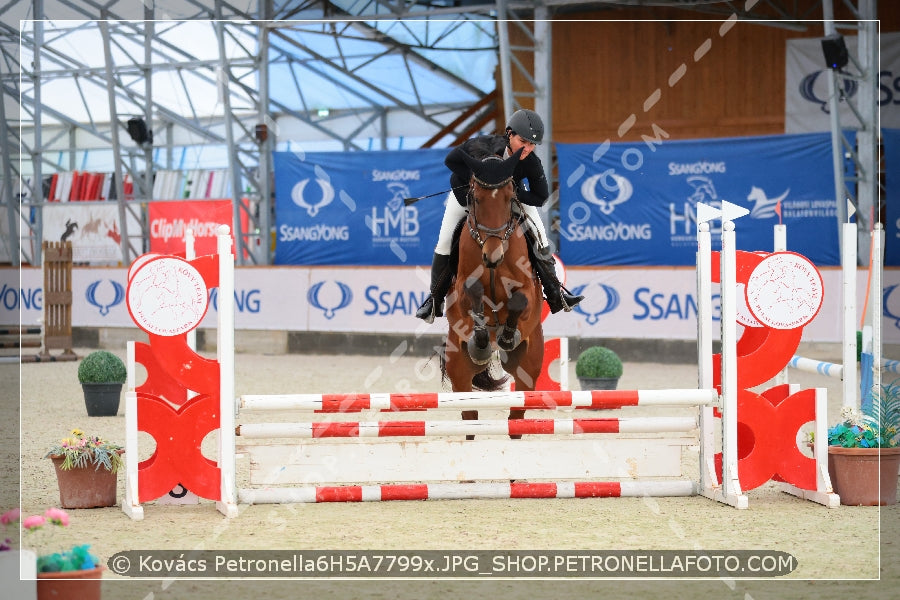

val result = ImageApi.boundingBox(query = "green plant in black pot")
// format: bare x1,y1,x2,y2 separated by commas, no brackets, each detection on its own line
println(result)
77,350,126,417
575,346,623,390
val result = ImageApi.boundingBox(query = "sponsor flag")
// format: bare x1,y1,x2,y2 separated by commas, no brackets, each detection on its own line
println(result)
557,132,842,266
273,149,447,265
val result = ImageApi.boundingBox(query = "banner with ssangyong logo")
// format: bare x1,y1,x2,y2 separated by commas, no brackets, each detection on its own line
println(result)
556,132,841,266
148,200,238,256
10,263,898,344
785,32,900,133
273,149,447,265
885,128,900,267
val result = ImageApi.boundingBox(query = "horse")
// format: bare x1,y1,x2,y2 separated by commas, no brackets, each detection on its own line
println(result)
441,148,544,439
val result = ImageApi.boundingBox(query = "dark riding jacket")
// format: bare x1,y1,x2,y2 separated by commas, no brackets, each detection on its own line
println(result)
445,134,549,209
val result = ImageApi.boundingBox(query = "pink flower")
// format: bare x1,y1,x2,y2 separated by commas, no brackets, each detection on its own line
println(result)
43,508,69,526
22,515,46,530
0,508,20,525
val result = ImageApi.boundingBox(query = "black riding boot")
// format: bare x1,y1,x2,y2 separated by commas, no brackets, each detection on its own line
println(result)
415,253,453,323
532,247,584,313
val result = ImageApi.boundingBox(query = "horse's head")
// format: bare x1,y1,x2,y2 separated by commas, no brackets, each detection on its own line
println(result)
460,148,522,268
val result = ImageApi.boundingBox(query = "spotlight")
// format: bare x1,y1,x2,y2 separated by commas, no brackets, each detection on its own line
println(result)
821,34,849,70
126,117,152,145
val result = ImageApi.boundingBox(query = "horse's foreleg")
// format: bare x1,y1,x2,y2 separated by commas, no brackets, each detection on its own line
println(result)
464,277,491,364
497,291,527,351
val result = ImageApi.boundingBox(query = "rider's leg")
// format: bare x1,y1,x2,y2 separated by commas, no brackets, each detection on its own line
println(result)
520,204,584,313
415,194,467,322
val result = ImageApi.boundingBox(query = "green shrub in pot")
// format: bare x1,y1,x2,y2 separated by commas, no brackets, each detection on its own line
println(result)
77,350,126,384
575,346,623,390
78,351,126,416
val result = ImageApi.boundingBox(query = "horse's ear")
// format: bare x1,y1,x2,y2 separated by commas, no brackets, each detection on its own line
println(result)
498,147,524,179
458,150,483,173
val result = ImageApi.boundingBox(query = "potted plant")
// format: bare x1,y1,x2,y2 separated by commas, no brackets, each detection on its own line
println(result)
827,383,900,506
77,350,126,417
45,429,124,509
575,346,623,390
21,507,104,600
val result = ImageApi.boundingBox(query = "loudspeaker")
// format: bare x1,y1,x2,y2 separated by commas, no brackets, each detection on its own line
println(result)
126,117,152,145
821,34,848,70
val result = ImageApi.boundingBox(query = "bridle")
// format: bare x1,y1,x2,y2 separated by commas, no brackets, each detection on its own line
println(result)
465,175,523,250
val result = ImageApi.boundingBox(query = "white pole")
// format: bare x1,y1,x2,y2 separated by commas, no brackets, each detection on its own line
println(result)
720,220,744,506
841,222,857,409
871,223,884,399
185,228,196,354
559,337,569,392
696,222,715,496
772,224,788,385
216,226,238,517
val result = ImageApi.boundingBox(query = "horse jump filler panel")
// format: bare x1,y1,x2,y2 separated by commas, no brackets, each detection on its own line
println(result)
235,389,716,504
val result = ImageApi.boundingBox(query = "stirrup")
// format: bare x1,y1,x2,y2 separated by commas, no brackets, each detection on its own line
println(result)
415,295,436,323
560,290,584,312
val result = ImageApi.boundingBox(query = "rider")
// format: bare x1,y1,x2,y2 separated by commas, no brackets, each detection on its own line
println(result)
415,109,584,323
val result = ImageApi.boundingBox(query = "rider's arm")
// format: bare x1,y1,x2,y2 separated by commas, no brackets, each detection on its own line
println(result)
514,153,550,207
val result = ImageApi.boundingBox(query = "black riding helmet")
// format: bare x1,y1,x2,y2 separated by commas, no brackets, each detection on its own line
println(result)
506,109,544,145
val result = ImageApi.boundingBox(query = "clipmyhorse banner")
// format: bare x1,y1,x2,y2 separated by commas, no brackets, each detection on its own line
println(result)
274,149,447,265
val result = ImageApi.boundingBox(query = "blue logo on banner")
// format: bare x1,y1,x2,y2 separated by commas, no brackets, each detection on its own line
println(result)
308,281,353,319
799,70,858,113
86,280,125,316
571,282,620,325
291,178,335,216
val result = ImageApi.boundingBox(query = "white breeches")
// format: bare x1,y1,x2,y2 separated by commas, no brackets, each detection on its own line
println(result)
433,193,548,256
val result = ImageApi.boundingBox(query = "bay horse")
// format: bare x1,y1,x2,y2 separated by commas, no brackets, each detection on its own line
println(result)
442,147,544,439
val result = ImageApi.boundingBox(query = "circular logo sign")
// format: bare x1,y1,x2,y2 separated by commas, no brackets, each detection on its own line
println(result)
735,282,764,328
126,256,209,336
745,252,823,330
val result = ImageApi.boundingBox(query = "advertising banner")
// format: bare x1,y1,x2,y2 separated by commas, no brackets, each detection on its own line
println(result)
41,202,141,264
7,263,895,344
273,149,448,266
885,129,900,267
556,132,841,267
785,32,900,133
148,200,239,256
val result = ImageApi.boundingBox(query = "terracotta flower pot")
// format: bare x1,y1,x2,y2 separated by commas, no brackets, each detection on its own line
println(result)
827,446,900,506
37,565,103,600
49,456,118,509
